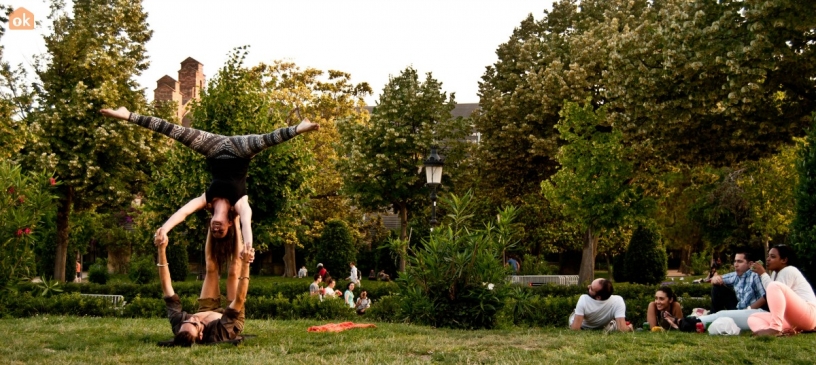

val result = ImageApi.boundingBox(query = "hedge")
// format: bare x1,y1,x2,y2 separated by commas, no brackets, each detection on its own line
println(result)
2,282,712,327
12,279,401,302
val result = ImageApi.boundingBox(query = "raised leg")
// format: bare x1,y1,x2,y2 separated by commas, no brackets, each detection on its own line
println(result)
200,230,221,300
226,216,243,302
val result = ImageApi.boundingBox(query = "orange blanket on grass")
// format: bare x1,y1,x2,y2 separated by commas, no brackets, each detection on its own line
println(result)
307,322,377,332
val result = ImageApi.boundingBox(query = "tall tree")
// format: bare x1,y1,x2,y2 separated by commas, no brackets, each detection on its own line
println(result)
738,143,799,253
602,0,816,166
25,0,159,281
541,101,652,284
791,117,816,285
338,67,468,271
472,0,651,256
252,60,371,277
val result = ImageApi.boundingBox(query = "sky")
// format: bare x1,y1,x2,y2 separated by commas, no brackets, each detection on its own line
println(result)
2,0,550,105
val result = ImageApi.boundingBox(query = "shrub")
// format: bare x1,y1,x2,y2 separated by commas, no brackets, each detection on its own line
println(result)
612,252,628,282
365,294,402,322
398,192,517,329
689,251,711,276
88,258,110,285
166,242,189,282
0,161,59,287
292,293,355,320
246,293,295,320
128,256,157,284
0,281,712,324
518,254,557,275
624,226,667,285
314,220,356,277
123,295,164,318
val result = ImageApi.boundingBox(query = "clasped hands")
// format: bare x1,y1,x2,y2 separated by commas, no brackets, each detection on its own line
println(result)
153,227,254,264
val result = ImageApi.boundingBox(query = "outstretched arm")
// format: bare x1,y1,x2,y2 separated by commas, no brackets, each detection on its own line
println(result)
157,238,174,298
154,194,207,246
234,196,253,260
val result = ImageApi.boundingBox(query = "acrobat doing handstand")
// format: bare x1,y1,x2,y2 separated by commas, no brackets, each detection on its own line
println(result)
100,107,319,260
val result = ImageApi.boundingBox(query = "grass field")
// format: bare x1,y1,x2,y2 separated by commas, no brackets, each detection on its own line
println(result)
2,317,814,364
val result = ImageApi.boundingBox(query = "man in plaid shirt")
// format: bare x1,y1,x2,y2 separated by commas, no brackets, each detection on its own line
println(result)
693,251,769,331
710,251,767,312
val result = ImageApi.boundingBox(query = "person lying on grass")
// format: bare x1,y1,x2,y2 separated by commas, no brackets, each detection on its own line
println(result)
157,216,254,346
569,278,633,332
101,107,319,261
646,286,684,330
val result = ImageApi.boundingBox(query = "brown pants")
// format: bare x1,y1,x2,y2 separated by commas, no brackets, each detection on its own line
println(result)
198,297,245,334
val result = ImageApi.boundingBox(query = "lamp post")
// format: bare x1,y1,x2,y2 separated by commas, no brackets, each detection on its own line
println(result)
423,146,444,229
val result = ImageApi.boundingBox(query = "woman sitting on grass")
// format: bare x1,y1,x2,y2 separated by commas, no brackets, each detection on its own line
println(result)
646,286,684,330
748,245,816,336
344,282,355,308
322,278,341,297
355,290,371,315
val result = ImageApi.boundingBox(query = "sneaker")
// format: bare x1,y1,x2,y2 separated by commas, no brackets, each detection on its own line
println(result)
604,320,618,332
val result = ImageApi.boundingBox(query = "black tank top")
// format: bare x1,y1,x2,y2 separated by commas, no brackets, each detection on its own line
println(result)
205,157,250,205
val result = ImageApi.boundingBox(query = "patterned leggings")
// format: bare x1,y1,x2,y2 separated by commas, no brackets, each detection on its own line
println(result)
128,113,298,159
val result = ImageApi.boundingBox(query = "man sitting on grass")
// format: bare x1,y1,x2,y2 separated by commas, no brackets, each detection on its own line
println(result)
569,278,633,332
693,250,767,331
157,217,254,346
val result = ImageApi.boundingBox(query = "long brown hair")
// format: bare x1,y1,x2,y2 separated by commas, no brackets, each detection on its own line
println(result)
209,210,239,267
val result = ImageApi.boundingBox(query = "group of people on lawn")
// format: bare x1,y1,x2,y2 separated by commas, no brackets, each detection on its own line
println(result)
308,263,371,315
101,107,815,345
572,245,816,337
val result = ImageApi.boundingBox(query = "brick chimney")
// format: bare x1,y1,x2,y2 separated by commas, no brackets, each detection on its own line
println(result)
154,57,206,127
178,57,205,107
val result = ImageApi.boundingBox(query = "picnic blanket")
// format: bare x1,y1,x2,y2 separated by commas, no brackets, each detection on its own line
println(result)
307,322,377,332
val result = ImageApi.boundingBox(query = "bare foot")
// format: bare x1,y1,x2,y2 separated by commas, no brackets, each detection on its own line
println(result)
295,118,320,134
100,107,131,120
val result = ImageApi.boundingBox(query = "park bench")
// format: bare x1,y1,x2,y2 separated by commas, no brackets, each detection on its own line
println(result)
507,275,580,286
79,294,127,309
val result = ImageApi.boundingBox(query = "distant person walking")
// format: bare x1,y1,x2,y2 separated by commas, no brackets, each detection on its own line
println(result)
507,256,520,275
349,262,360,287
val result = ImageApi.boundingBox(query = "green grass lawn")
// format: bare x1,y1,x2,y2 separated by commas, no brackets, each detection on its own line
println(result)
2,317,814,364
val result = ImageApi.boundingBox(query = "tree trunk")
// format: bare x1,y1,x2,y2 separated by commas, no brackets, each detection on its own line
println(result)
398,204,408,272
282,243,296,277
763,235,770,259
54,186,73,282
679,245,691,274
578,226,598,285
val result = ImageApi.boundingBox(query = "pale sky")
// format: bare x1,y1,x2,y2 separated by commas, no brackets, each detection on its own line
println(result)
3,0,550,105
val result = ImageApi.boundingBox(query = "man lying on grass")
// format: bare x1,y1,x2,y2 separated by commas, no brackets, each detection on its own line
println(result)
569,278,633,332
157,216,254,346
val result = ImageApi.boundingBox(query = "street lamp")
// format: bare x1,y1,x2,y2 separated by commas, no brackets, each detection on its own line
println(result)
423,146,444,228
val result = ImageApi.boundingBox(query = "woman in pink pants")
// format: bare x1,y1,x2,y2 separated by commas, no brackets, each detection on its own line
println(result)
747,245,816,336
